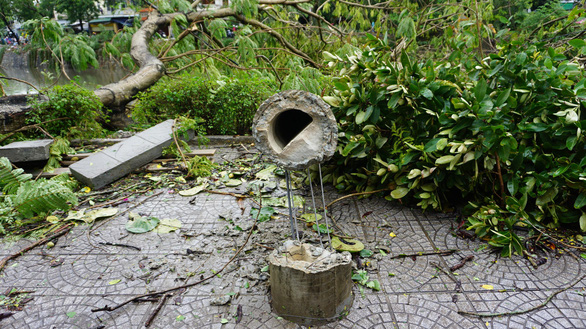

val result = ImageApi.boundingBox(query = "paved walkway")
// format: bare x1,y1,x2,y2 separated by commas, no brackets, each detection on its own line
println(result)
1,145,585,328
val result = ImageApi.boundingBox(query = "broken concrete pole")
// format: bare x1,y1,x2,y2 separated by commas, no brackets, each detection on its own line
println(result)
70,120,191,189
268,241,353,326
0,139,53,163
252,90,337,170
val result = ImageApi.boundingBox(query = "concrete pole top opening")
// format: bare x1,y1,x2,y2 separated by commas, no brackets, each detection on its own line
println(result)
252,90,338,171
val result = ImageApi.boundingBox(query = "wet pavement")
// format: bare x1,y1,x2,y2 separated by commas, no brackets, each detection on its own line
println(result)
0,144,585,328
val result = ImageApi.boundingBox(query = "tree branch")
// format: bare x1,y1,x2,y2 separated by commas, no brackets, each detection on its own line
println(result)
0,77,41,94
529,14,569,39
335,0,401,10
234,14,320,68
258,0,311,4
293,3,343,36
458,274,586,317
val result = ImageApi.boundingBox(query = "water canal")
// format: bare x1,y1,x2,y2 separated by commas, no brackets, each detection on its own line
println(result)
1,51,127,95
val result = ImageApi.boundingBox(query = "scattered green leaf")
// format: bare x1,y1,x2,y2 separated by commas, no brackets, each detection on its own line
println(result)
125,212,160,233
360,249,374,258
250,207,276,222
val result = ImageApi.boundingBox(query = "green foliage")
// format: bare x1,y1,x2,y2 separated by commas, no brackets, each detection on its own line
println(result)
208,18,228,40
132,75,277,135
22,17,64,47
326,35,586,256
157,0,191,14
0,158,32,195
56,0,99,26
209,78,276,135
493,0,531,29
126,212,160,233
282,61,328,95
352,270,381,292
396,9,416,43
43,137,73,173
250,206,276,222
0,46,6,64
11,179,78,218
520,1,566,32
132,75,214,125
27,84,106,139
0,157,77,233
187,155,217,178
230,0,259,19
235,30,259,66
161,116,208,160
61,34,100,71
0,0,42,24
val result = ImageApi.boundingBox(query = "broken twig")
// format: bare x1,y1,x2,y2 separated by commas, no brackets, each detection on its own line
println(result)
325,188,390,209
255,243,274,250
98,242,141,251
236,304,243,324
204,189,248,199
389,249,458,259
144,294,171,327
449,255,474,272
0,223,73,274
432,261,462,292
458,274,586,317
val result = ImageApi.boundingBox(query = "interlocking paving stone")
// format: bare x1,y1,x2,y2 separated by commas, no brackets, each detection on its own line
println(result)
2,145,586,328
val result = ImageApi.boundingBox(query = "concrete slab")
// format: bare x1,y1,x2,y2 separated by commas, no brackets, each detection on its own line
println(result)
69,120,189,189
0,139,53,163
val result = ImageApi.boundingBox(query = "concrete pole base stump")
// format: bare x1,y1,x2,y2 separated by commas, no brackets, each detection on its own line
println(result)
268,240,353,326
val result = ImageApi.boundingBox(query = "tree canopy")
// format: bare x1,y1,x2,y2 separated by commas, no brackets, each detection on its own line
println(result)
56,0,100,29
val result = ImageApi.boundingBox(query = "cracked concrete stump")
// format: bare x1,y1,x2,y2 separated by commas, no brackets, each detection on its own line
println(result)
268,241,353,326
252,90,337,170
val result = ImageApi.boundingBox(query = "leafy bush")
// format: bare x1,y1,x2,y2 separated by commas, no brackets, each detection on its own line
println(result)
209,78,276,134
27,83,106,139
324,36,586,256
132,75,277,135
131,75,214,124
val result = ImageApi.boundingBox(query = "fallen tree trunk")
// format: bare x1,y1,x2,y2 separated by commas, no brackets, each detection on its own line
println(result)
93,5,318,110
94,8,232,109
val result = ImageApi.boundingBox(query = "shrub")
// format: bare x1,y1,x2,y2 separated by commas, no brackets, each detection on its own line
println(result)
27,83,106,139
132,75,277,135
324,36,586,256
208,77,277,135
131,75,215,125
